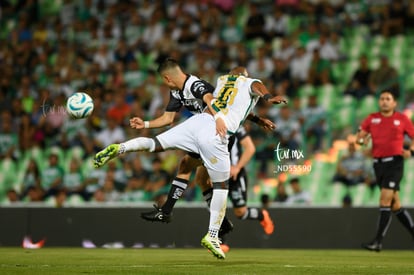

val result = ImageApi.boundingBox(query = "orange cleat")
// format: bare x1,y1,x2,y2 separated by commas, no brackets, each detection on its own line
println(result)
220,244,230,253
260,209,274,235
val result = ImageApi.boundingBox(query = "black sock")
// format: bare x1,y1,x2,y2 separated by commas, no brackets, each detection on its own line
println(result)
240,208,264,220
202,188,213,207
161,178,188,215
375,207,392,242
394,208,414,239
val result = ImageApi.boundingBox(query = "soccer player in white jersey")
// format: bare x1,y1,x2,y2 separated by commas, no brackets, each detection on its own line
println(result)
94,66,286,259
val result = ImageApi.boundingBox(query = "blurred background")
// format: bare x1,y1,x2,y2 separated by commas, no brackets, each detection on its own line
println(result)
1,0,414,210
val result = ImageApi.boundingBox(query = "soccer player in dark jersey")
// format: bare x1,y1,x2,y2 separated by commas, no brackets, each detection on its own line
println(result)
356,89,414,252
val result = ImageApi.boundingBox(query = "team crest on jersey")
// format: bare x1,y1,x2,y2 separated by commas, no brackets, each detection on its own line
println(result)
171,90,180,99
394,120,400,126
371,118,381,124
209,156,218,164
193,81,205,92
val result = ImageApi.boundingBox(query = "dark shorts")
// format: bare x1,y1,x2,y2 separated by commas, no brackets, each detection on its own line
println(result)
229,168,248,208
373,155,404,191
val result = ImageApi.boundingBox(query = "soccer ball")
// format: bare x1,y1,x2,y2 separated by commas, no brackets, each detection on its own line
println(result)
66,92,94,119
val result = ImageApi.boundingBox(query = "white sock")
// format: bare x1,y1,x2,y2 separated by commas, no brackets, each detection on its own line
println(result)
120,137,156,153
208,189,228,239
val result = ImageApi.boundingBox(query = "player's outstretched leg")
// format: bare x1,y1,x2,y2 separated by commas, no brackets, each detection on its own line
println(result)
94,137,157,168
94,144,120,168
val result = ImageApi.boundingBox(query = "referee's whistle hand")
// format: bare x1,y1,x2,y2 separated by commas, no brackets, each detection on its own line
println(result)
402,149,411,159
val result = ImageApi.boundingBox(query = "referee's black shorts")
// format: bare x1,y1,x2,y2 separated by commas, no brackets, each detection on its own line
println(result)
373,155,404,191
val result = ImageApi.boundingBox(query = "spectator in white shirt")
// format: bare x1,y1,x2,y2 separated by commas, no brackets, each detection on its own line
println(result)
306,33,339,62
285,178,311,205
289,46,312,85
265,8,289,38
95,117,126,148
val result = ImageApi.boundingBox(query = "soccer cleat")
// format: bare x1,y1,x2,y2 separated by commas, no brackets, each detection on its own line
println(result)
260,209,275,235
218,217,234,240
140,205,172,223
201,234,225,259
362,240,382,252
93,144,120,168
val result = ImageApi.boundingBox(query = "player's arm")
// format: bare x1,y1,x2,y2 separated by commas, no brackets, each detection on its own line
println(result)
404,139,414,158
402,116,414,158
130,111,176,129
246,113,276,131
230,135,256,180
196,81,227,137
251,81,288,105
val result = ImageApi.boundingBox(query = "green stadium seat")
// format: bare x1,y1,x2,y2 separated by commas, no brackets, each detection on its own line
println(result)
316,84,337,112
356,96,377,122
401,158,414,205
306,161,336,205
39,0,63,17
328,183,348,206
403,71,414,91
331,104,355,131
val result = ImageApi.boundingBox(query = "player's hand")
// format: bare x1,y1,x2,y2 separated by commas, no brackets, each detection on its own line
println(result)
216,117,227,138
268,96,288,105
130,117,145,129
258,117,276,131
403,149,411,159
230,166,240,180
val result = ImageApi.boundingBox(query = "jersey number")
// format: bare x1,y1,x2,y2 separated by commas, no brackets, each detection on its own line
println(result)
215,87,238,114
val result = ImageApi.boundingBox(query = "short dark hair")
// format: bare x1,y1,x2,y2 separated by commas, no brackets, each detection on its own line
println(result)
289,177,300,184
380,88,399,100
157,57,179,74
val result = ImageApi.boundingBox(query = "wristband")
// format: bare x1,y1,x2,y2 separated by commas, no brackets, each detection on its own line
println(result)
144,121,150,128
263,94,272,101
250,115,260,123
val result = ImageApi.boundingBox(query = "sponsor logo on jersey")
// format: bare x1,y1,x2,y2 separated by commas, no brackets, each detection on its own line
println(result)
193,81,206,93
394,120,400,126
183,98,202,112
371,118,381,124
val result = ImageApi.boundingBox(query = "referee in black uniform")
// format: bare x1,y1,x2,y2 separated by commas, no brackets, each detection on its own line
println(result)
357,89,414,251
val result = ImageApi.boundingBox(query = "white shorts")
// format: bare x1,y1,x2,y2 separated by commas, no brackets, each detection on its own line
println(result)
156,113,230,182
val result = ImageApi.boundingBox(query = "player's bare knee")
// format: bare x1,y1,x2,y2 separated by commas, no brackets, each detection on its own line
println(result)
153,138,164,152
178,155,200,174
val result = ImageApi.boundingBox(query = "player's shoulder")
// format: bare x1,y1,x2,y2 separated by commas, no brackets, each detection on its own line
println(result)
394,111,412,122
188,75,214,92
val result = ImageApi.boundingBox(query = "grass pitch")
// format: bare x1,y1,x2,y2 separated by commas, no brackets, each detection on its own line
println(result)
0,248,413,275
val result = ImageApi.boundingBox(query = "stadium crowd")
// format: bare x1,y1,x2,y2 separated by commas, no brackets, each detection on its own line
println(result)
1,0,414,205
